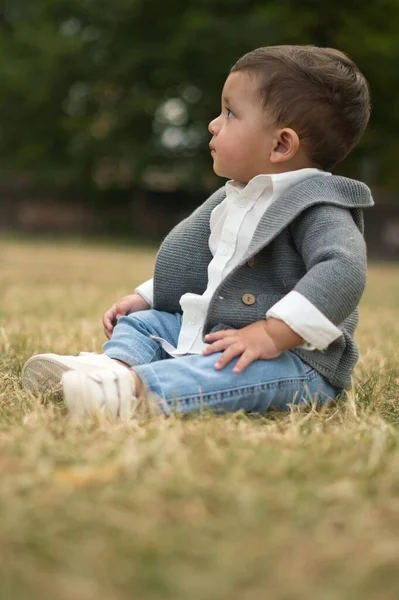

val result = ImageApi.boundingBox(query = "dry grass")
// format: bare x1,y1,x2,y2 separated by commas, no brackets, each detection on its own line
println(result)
0,238,398,600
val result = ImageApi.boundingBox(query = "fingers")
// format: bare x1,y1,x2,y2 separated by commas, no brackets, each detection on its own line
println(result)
214,343,245,370
103,321,113,339
203,333,248,371
203,336,239,355
232,350,257,374
103,307,117,338
203,335,258,373
204,329,237,343
102,297,134,340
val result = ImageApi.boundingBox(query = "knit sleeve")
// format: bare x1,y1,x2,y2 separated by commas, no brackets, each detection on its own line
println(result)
289,203,367,326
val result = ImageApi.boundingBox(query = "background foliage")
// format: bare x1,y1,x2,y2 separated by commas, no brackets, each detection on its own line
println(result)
1,0,399,196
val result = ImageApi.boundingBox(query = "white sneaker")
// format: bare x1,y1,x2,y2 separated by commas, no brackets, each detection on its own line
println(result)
22,352,126,396
62,369,137,419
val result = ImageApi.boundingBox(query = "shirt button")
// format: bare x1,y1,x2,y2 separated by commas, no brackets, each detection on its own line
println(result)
242,293,256,306
247,257,256,268
219,245,228,256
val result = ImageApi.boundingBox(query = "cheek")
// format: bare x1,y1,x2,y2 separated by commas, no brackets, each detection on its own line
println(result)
216,131,244,162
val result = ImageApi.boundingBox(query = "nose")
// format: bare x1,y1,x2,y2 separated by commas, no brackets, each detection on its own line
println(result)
208,115,220,135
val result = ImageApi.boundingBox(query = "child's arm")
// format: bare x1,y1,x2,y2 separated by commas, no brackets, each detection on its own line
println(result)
263,317,304,350
205,204,367,373
286,203,367,328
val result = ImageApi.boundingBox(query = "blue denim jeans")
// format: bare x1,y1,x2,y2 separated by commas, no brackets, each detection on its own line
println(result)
103,309,340,416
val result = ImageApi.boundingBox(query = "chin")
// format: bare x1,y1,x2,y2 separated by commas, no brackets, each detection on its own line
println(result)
213,165,234,180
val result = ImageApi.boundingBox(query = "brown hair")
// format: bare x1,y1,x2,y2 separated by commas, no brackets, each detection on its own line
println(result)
230,45,371,170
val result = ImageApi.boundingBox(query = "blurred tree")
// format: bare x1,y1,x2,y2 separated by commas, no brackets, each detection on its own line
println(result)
0,0,398,196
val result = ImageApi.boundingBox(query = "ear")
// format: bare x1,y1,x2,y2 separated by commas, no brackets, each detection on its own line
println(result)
270,128,300,164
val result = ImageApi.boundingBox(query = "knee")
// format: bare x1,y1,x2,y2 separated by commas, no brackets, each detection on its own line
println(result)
115,310,155,331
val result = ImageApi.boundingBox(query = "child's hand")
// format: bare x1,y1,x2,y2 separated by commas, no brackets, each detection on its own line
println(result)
203,318,303,374
103,294,150,339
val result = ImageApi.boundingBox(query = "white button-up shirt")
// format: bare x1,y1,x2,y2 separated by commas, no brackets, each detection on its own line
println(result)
136,168,343,357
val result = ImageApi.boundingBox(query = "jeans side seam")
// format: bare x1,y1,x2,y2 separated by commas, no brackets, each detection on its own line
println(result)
161,371,321,408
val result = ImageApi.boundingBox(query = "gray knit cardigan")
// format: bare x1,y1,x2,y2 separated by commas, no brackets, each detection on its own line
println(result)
153,175,374,390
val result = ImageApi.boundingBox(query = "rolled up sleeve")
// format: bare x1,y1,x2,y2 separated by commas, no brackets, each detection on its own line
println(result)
135,278,154,307
267,290,342,350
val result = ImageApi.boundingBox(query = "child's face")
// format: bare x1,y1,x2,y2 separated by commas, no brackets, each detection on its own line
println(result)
208,71,279,183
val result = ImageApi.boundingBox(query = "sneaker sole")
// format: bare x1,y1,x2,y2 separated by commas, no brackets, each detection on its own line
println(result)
22,355,78,396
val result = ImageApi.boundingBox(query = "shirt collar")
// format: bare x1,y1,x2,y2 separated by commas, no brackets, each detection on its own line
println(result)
225,168,331,199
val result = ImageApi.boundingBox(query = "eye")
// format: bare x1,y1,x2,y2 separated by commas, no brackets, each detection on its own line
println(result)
226,108,234,118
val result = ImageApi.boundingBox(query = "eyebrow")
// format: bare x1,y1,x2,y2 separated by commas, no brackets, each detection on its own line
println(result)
222,95,233,106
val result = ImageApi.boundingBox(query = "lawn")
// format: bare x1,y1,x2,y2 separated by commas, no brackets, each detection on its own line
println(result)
1,238,398,600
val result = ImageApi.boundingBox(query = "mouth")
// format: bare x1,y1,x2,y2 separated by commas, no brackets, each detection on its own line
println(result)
209,143,215,153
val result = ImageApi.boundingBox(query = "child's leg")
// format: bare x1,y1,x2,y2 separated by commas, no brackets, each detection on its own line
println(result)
103,309,182,367
133,350,340,416
22,309,181,395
